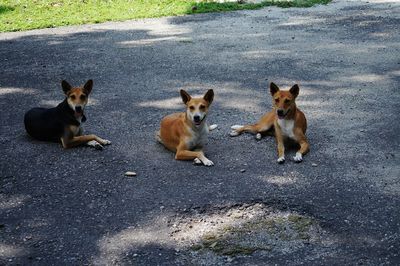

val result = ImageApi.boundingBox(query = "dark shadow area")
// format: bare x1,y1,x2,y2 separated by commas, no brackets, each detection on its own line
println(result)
0,5,14,15
1,1,399,264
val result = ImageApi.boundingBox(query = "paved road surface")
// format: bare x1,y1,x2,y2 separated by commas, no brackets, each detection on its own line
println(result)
1,0,399,264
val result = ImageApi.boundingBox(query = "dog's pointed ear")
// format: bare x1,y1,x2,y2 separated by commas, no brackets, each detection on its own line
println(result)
180,90,191,104
83,79,93,95
62,80,72,95
203,89,214,105
289,84,299,98
270,82,280,96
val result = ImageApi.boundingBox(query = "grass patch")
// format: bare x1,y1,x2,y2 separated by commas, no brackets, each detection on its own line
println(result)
0,5,14,15
0,0,331,32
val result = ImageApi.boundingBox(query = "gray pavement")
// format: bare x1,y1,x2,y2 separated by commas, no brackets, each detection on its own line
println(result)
1,0,399,264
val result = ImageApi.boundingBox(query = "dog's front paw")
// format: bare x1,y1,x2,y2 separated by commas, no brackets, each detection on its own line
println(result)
193,158,202,165
99,138,111,145
277,156,285,164
202,158,214,167
231,125,243,130
229,130,240,137
255,133,262,140
209,124,218,131
87,140,104,150
293,152,303,163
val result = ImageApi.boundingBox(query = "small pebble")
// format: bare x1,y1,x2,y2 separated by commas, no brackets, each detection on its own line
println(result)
125,171,137,176
240,169,246,173
227,257,235,262
312,163,318,167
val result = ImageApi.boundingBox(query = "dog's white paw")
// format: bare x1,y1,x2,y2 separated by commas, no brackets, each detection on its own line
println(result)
202,158,214,166
193,158,202,165
277,156,285,164
99,138,111,145
231,125,243,130
209,124,218,131
87,140,104,150
293,152,303,163
255,133,262,140
230,130,240,137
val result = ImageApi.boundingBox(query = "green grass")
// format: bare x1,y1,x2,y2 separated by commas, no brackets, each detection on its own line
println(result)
0,0,331,32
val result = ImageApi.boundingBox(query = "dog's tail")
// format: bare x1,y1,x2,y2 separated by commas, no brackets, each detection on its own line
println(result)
155,130,163,144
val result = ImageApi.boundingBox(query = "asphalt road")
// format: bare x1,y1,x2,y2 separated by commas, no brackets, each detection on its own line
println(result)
1,0,399,265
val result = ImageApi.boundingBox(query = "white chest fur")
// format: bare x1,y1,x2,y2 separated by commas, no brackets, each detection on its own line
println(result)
277,119,295,139
186,124,209,149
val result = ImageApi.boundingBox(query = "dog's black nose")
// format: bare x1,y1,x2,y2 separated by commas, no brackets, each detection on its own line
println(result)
277,110,284,116
75,106,82,113
194,115,201,122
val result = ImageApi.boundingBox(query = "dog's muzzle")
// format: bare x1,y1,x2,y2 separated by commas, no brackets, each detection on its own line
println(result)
277,109,289,119
75,106,83,114
193,115,205,126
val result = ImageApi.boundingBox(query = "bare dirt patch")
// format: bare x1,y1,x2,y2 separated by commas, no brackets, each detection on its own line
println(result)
169,202,336,264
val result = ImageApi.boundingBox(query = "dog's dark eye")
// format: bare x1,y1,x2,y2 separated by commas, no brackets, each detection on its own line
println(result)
70,95,76,100
80,95,86,100
275,98,279,103
189,106,195,110
199,105,205,110
284,99,290,104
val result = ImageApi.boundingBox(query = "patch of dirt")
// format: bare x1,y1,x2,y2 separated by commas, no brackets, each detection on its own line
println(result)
169,202,336,264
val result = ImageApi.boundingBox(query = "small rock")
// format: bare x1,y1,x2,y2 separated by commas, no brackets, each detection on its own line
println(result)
312,163,318,167
210,242,218,248
240,169,246,173
125,171,137,177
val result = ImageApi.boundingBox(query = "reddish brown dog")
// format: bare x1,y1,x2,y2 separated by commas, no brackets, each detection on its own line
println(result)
230,82,309,163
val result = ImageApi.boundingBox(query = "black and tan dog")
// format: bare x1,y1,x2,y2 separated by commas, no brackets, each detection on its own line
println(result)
24,80,111,149
230,82,309,163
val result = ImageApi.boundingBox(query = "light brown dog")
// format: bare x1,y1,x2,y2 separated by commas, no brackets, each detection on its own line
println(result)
230,82,309,163
157,89,217,166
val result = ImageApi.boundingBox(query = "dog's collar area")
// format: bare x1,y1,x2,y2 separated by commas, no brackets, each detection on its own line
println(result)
74,110,86,123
